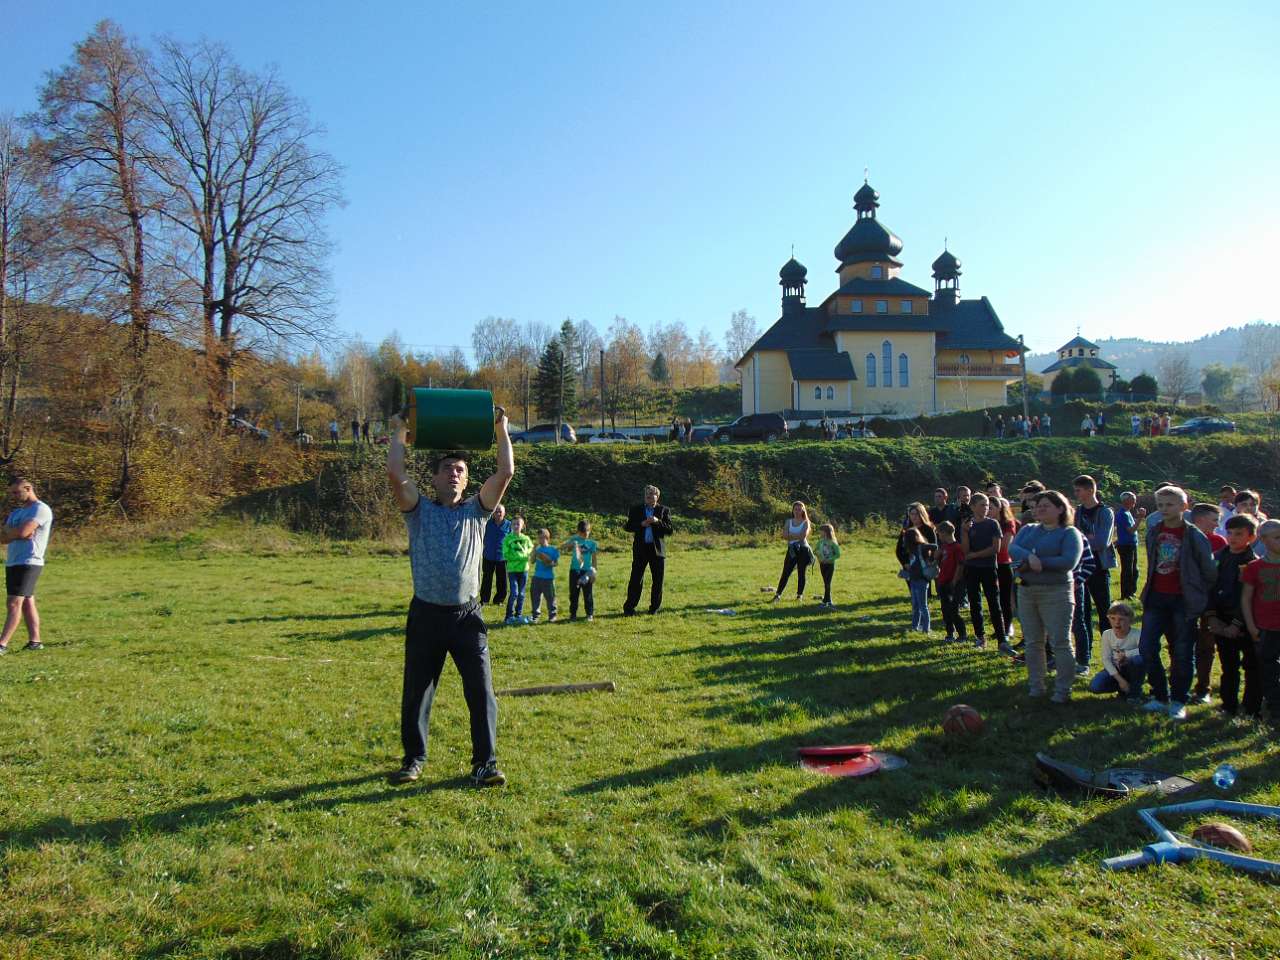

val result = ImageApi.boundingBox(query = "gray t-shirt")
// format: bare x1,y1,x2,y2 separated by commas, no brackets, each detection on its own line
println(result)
6,500,53,567
404,494,490,604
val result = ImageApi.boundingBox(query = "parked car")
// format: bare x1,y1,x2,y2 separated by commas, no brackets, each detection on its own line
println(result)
841,426,876,438
1168,416,1236,436
587,431,643,444
689,425,718,443
511,423,577,444
712,413,789,443
227,415,269,440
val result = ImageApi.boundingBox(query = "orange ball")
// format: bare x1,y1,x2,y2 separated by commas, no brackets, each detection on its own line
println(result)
942,703,985,737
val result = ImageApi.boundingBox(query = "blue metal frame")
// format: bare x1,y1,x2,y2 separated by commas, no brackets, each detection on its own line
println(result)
1103,799,1280,875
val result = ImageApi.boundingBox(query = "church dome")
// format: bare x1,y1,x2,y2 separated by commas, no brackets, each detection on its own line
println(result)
931,249,961,280
779,257,807,284
834,218,903,265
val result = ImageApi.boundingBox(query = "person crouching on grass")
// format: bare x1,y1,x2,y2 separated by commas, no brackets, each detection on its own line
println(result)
386,407,513,787
1088,602,1143,702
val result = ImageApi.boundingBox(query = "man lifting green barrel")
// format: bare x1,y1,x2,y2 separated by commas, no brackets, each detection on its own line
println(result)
386,388,514,786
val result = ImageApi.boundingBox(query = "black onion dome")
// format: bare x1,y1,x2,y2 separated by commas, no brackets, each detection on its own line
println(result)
853,182,879,212
834,217,903,264
931,249,961,280
779,257,808,284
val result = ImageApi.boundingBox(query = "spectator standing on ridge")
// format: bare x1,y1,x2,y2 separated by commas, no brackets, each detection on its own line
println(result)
351,417,360,444
1080,414,1094,437
995,413,1005,439
623,485,673,615
1096,412,1106,436
329,419,340,448
981,410,991,438
362,419,371,444
0,477,54,654
1041,412,1052,437
1131,413,1141,436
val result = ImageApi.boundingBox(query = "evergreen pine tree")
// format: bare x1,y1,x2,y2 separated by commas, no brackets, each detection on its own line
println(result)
650,351,670,384
532,337,578,426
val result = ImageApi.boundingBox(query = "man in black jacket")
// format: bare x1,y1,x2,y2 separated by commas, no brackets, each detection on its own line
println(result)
623,484,673,615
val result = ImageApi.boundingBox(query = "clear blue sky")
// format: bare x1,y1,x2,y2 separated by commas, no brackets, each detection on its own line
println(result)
6,1,1278,358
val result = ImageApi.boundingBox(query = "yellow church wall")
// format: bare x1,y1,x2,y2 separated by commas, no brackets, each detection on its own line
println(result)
743,350,793,414
740,361,756,414
936,378,1009,411
837,261,902,285
833,331,936,415
797,380,854,409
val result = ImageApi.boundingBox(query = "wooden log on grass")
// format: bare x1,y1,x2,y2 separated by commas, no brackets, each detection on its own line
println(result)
496,681,617,697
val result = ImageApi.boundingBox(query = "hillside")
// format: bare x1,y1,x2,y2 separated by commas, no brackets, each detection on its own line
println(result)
241,434,1280,541
1025,322,1277,381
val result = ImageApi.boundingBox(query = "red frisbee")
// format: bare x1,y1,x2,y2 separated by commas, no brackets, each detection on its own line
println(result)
800,753,882,778
796,744,874,759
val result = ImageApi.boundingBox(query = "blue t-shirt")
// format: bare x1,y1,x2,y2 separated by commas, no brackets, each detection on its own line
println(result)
565,536,598,572
6,500,54,567
532,544,560,579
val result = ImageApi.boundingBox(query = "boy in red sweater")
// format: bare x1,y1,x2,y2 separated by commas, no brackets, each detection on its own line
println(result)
1242,519,1280,722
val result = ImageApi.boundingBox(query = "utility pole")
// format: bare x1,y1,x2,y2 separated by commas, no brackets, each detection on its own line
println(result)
295,383,301,432
1019,334,1031,422
600,348,605,433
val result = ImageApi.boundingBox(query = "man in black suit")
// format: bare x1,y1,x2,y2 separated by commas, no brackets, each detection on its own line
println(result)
623,484,673,615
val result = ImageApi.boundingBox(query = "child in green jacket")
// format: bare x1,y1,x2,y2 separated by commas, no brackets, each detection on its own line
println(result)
502,516,534,623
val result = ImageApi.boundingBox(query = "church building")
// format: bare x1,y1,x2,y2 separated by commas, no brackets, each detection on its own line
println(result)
735,182,1023,416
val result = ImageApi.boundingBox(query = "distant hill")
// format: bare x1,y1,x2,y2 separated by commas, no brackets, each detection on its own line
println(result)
1026,322,1277,381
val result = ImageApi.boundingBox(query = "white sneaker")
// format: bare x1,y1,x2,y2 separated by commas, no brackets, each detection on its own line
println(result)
1167,701,1187,720
770,594,781,604
1142,698,1167,713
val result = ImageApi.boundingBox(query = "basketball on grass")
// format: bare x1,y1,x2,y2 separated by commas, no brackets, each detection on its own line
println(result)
942,704,985,737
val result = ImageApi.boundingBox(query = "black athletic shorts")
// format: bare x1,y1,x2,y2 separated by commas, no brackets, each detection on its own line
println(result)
6,564,41,598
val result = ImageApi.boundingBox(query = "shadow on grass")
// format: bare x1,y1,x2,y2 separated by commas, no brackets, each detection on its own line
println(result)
0,770,470,855
575,604,1280,872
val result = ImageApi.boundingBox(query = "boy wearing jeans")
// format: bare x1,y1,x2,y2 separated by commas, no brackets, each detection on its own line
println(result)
1138,486,1218,720
1115,492,1139,599
1242,519,1280,722
502,517,533,624
529,528,559,622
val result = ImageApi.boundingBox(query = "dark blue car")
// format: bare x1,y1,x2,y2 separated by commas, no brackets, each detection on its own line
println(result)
1167,416,1235,436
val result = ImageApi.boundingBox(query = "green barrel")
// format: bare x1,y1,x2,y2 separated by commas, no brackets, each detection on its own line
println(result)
406,387,495,450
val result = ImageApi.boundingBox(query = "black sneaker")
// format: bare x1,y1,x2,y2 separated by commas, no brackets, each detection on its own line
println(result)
23,641,43,651
391,760,423,784
997,642,1015,655
470,761,507,787
0,644,7,655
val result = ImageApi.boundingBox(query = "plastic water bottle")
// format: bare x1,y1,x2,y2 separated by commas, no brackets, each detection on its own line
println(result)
1212,763,1238,790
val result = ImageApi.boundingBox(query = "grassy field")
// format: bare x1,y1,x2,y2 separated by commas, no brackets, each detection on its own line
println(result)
2,527,1278,959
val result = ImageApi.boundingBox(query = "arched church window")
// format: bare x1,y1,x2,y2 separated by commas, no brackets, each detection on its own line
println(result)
899,353,909,388
866,353,876,387
826,386,834,400
814,386,822,400
882,341,893,387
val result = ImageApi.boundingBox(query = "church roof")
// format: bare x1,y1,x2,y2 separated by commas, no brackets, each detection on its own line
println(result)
1059,335,1100,351
787,349,856,381
737,306,833,364
829,277,933,299
833,217,904,265
931,297,1022,352
1042,355,1118,373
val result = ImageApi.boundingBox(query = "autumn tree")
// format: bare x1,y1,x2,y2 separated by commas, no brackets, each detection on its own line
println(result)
147,36,342,424
33,21,178,504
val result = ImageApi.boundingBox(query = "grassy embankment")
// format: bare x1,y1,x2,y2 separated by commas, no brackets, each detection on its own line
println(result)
1,530,1277,959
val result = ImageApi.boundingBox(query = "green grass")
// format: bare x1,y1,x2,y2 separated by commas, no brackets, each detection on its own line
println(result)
2,529,1279,959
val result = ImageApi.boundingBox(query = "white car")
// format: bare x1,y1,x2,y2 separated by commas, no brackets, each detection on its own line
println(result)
587,432,644,444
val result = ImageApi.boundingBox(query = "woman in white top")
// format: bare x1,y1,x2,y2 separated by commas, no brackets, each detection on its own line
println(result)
772,501,812,602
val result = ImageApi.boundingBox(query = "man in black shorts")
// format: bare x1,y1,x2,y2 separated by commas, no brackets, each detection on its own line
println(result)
386,408,514,786
0,477,54,654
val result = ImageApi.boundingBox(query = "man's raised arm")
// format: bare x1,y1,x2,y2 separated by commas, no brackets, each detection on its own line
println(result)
478,407,514,512
387,415,421,513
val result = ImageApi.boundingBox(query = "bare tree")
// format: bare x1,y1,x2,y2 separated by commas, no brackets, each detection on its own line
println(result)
724,309,759,373
691,326,719,386
335,339,375,419
1239,322,1280,409
1156,347,1194,405
603,316,646,430
33,21,179,504
147,37,343,423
